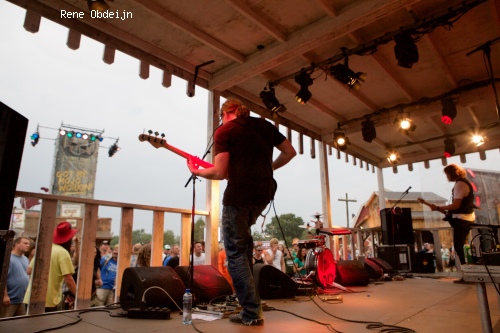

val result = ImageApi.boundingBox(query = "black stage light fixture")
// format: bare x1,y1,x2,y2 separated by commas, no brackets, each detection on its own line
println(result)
334,128,349,151
441,97,457,125
108,141,120,157
294,70,313,104
394,32,419,68
444,138,455,157
87,0,110,12
361,118,376,143
30,132,40,147
330,64,366,91
260,83,286,113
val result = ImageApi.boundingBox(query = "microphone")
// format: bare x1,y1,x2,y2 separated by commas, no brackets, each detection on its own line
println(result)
403,186,412,195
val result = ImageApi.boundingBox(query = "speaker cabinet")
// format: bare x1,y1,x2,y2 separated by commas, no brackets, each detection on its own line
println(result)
253,264,297,299
174,265,233,304
335,260,369,286
381,208,415,245
0,102,28,277
377,245,414,272
120,266,186,310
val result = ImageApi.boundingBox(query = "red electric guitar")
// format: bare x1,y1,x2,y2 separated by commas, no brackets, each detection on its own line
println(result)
417,198,451,221
138,131,213,169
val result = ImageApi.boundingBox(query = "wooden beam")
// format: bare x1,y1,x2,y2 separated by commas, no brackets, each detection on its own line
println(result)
223,0,287,42
23,9,40,33
103,45,115,64
133,0,245,63
209,0,421,91
66,29,81,50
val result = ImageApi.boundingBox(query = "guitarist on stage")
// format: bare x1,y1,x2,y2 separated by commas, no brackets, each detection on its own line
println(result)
187,98,296,326
428,164,476,267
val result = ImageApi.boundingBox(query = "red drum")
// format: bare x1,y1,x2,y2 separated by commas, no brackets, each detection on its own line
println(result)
305,248,336,289
297,236,325,249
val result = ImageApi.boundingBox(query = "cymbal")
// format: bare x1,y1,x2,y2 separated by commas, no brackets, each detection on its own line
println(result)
311,212,323,218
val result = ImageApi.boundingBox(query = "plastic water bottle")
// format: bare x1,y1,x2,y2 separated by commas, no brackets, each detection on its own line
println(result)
182,288,192,324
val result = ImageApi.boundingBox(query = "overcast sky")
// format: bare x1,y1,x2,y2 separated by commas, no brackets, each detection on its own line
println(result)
2,2,499,238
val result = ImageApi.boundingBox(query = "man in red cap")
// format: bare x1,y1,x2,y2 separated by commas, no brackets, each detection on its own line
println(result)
29,221,78,312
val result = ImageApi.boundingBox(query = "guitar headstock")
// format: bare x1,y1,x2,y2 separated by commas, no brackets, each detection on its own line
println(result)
138,130,167,149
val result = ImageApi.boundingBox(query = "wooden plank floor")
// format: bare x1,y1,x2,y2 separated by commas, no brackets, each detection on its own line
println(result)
1,275,498,333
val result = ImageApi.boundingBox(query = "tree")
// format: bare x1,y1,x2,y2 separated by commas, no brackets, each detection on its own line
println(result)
163,230,180,246
194,217,206,242
265,213,305,245
252,229,266,241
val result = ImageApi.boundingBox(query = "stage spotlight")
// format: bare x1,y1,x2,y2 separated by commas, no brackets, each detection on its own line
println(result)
472,134,485,147
334,128,349,150
108,142,120,157
30,132,39,147
394,114,416,132
67,131,74,138
82,133,89,140
260,83,286,113
59,129,66,136
394,32,419,68
75,132,83,138
87,0,110,12
444,138,455,157
294,70,313,104
386,150,399,164
361,118,376,143
330,64,366,91
441,97,457,124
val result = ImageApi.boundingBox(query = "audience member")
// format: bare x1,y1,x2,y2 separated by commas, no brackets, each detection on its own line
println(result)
192,241,206,266
291,238,300,259
99,240,111,258
137,243,151,267
283,246,295,277
130,243,142,267
162,244,171,261
91,247,102,307
293,247,308,277
166,244,180,268
441,244,451,271
97,244,118,306
264,238,285,271
40,222,77,312
217,242,233,291
253,245,265,264
1,237,30,318
24,238,36,262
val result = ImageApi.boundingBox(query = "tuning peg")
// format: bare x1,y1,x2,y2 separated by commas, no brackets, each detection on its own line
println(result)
161,133,165,138
154,131,159,136
148,130,153,134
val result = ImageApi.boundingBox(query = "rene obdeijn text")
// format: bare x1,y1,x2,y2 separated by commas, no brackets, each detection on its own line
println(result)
61,10,133,21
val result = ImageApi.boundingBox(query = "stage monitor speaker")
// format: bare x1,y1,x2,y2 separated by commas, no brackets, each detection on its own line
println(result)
253,264,297,299
364,258,384,279
0,102,28,279
120,266,185,310
335,260,369,286
381,208,415,245
366,257,395,275
377,245,413,272
174,265,233,304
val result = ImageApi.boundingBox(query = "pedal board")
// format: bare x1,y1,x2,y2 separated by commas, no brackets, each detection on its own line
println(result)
127,307,171,320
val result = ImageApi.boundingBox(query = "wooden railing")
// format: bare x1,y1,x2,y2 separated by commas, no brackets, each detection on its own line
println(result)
15,191,209,315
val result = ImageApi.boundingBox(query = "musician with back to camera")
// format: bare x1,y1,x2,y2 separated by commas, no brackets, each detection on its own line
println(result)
428,164,476,268
187,98,296,326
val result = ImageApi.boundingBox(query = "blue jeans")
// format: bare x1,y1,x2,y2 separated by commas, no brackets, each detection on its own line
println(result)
222,204,266,323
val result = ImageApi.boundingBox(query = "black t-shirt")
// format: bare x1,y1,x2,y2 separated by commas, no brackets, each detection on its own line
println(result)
214,117,286,206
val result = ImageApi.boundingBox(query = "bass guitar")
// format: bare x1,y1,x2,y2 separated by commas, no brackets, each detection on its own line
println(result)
417,198,451,221
138,131,213,169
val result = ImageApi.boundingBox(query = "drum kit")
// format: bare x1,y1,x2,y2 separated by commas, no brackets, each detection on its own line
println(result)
295,213,350,290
